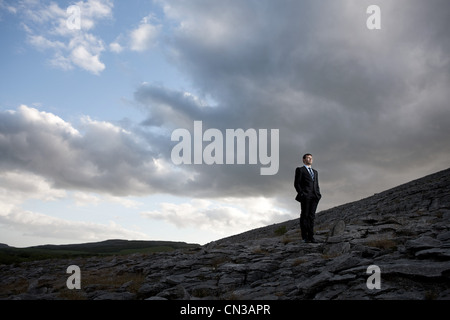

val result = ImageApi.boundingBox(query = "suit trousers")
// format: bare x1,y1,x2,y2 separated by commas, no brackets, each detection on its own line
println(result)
300,198,319,240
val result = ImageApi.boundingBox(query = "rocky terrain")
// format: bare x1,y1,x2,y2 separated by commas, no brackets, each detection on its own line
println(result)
1,168,449,300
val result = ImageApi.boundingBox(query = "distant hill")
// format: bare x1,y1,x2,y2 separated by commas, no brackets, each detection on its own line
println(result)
0,239,200,265
29,239,200,254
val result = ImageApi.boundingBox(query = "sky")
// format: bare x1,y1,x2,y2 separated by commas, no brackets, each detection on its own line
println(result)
1,0,449,248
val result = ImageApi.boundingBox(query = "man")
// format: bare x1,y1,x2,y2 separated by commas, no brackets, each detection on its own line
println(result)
294,153,322,243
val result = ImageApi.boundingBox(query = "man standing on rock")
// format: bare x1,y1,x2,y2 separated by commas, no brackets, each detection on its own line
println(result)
294,153,322,243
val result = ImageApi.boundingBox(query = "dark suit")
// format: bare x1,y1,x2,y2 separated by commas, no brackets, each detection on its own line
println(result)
294,166,321,241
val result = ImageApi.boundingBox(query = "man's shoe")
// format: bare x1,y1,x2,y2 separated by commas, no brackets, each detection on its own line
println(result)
308,238,316,243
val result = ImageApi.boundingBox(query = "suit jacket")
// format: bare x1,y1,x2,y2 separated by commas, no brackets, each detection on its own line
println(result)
294,166,321,202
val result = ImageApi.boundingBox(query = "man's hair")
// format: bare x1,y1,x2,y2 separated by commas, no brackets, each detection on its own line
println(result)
303,153,312,160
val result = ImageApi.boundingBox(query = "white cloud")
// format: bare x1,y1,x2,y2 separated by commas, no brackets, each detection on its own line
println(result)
103,195,142,209
15,1,162,66
70,44,105,74
49,52,74,71
130,22,160,52
110,14,161,53
0,0,17,14
73,191,142,209
1,208,149,244
16,104,80,136
0,171,66,215
140,197,292,237
0,163,147,246
12,0,113,74
0,105,196,197
109,41,124,53
76,0,114,30
72,191,101,206
27,34,65,50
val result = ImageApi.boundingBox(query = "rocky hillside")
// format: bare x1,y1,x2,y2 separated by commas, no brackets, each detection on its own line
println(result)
1,168,449,300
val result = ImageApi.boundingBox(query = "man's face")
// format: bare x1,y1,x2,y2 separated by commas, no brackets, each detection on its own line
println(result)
303,155,313,166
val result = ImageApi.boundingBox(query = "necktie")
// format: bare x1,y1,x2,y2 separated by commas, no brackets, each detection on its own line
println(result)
308,167,314,180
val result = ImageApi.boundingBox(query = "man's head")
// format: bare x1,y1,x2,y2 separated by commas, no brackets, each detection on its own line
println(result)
302,153,313,166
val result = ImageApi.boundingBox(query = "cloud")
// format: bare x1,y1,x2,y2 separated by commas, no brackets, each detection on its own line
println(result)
0,170,148,244
110,14,161,53
132,0,450,210
72,191,101,207
70,43,105,74
130,19,160,52
0,0,17,14
0,171,66,213
109,41,124,53
9,0,113,74
1,208,149,244
1,0,450,243
0,105,165,195
4,1,450,207
141,197,291,237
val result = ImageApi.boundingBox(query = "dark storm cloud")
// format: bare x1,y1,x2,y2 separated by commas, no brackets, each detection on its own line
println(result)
136,0,450,209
